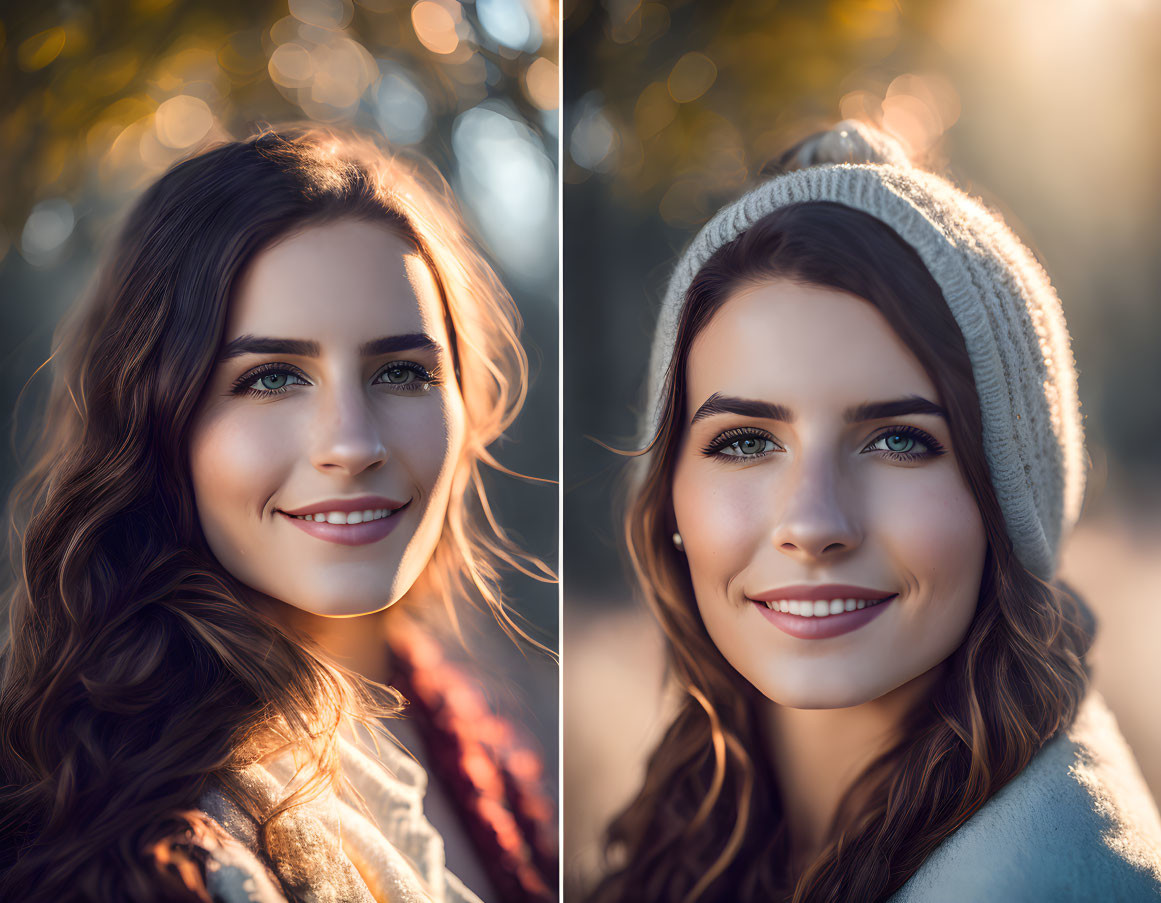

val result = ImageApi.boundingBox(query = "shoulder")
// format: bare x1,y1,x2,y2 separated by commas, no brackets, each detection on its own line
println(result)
891,691,1161,903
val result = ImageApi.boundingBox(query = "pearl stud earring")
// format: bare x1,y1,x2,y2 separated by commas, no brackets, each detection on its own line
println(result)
672,532,684,551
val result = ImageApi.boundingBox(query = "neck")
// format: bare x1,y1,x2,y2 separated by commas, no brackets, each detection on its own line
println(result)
276,603,394,686
762,663,943,865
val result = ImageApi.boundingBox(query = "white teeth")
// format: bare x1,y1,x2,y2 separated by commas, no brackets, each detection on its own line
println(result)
761,597,885,618
290,508,397,524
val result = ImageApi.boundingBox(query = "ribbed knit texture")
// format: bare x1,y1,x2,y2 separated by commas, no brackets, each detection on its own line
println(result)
647,121,1085,579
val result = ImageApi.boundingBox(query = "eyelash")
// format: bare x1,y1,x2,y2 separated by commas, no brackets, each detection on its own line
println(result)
701,428,782,459
229,361,439,398
701,424,946,462
864,425,946,461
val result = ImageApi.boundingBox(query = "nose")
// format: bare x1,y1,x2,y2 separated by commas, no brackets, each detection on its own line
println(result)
309,388,387,477
769,454,862,563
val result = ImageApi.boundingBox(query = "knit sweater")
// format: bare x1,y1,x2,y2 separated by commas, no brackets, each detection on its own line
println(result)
889,690,1161,902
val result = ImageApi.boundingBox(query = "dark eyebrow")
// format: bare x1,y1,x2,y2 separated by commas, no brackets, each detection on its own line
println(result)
691,393,794,425
218,333,441,362
689,393,946,426
359,333,442,356
845,396,947,423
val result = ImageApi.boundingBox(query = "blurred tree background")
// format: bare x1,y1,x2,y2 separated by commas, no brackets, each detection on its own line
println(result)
563,0,1161,893
0,0,559,769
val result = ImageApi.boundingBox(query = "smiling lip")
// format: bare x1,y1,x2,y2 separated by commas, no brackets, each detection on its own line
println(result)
749,584,897,640
751,584,895,604
280,495,407,517
278,496,409,547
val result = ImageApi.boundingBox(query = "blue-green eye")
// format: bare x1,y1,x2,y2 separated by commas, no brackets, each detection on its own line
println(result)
703,429,780,459
232,366,309,397
726,436,773,456
864,426,945,460
374,361,435,391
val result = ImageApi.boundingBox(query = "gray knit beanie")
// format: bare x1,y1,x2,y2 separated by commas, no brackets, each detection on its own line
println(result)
647,120,1085,580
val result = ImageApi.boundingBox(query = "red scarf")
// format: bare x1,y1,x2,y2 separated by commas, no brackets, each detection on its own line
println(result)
385,619,557,903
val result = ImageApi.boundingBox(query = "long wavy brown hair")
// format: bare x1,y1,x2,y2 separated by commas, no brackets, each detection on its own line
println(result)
591,201,1094,902
0,128,551,901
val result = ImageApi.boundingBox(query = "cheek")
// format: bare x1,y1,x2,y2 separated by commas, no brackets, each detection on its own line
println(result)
672,455,766,589
189,409,295,532
410,392,464,492
868,466,986,591
389,393,467,591
398,392,466,534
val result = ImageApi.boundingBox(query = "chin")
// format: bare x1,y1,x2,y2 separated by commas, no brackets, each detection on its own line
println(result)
296,597,397,618
767,688,882,711
271,576,402,619
751,664,890,710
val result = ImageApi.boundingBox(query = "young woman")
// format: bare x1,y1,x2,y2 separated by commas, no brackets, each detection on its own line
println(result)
591,121,1161,901
0,129,555,902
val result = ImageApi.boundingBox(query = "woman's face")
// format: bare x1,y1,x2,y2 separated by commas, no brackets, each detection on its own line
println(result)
189,218,466,617
671,278,987,709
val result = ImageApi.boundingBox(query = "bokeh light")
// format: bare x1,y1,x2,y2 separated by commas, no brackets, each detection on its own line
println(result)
452,101,556,281
374,62,431,144
20,199,75,267
568,92,616,173
154,95,215,149
524,55,559,110
411,1,461,55
17,28,67,72
666,51,715,104
2,0,559,291
477,0,542,53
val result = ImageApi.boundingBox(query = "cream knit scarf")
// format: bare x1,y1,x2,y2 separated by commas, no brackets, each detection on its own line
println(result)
195,732,482,903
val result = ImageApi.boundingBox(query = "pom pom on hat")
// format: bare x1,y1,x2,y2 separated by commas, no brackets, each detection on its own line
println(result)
773,119,913,171
647,120,1086,579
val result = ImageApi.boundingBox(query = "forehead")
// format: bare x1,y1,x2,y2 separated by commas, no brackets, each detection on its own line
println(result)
226,218,446,344
686,278,938,409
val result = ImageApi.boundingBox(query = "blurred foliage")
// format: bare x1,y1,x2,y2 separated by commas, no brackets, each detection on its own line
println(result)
0,0,559,260
564,0,962,228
